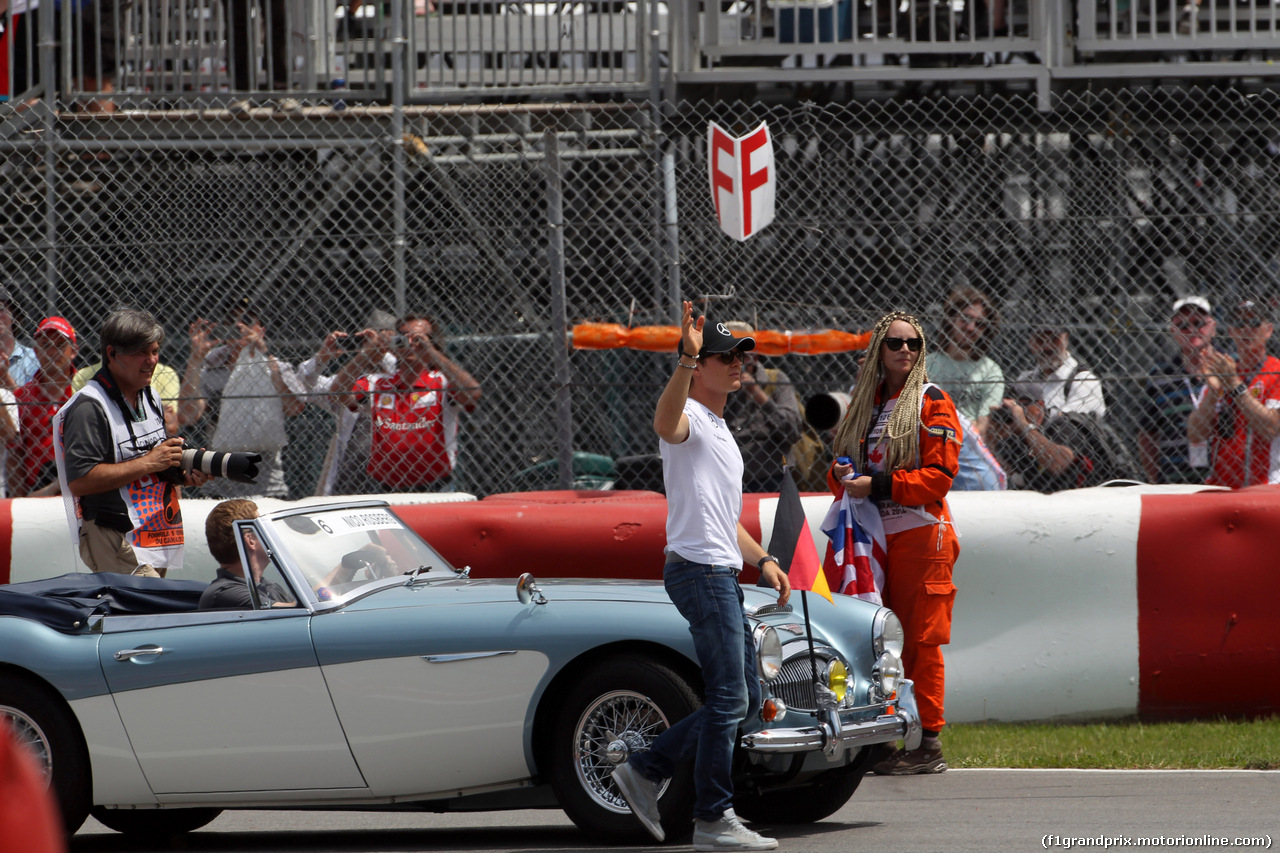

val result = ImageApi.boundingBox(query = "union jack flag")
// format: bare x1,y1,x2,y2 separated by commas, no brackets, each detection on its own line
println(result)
820,492,887,605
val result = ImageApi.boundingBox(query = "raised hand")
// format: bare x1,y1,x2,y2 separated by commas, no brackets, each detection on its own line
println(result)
681,300,705,358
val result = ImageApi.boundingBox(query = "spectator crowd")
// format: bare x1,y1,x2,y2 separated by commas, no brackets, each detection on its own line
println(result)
0,288,1276,505
1,293,484,504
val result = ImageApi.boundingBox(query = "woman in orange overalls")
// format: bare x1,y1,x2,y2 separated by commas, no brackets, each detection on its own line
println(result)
829,311,962,775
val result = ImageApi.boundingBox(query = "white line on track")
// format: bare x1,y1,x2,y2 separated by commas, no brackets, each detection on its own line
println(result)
942,763,1269,768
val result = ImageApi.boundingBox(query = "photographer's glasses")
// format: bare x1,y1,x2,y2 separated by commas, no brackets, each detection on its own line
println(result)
883,336,923,352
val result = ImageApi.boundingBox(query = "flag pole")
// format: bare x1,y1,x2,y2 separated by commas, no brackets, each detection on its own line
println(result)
800,589,821,694
771,459,827,696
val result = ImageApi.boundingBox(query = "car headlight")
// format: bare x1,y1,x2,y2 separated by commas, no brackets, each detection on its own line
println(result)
874,650,902,698
824,658,849,704
754,624,783,682
873,608,905,659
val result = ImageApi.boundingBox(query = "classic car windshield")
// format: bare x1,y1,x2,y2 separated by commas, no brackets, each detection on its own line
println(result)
267,506,457,600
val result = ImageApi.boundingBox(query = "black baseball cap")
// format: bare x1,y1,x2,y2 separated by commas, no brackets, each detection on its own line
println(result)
698,319,756,357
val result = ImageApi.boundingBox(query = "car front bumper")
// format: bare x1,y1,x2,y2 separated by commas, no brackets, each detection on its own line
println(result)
738,680,922,755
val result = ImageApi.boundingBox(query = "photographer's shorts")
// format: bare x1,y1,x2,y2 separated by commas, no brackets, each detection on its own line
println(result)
79,521,163,578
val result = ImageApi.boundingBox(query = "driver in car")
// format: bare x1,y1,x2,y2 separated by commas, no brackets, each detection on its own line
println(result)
313,544,398,600
199,499,296,610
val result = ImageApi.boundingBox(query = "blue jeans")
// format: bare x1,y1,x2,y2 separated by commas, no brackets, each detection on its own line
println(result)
628,560,760,821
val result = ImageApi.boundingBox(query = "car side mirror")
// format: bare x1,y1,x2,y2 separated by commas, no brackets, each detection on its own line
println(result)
516,573,548,606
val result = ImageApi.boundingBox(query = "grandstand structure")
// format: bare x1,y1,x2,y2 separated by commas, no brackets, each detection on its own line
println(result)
4,0,1280,106
2,1,1279,496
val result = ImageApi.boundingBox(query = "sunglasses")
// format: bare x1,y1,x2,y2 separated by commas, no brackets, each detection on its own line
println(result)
1173,318,1211,333
712,350,747,364
883,336,923,352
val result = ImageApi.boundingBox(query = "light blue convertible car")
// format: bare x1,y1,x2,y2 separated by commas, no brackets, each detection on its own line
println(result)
0,500,919,841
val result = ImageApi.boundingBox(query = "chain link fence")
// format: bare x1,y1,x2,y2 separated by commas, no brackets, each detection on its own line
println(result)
1,86,1277,498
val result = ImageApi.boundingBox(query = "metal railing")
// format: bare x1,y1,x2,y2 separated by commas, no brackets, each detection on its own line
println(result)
695,0,1280,106
7,0,1280,108
1,0,660,106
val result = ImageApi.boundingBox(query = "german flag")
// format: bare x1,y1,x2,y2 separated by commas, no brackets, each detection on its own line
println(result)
769,467,833,604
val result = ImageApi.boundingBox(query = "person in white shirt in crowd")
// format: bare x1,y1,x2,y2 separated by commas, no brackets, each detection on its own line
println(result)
0,288,38,389
295,309,397,496
1011,323,1106,418
193,298,305,499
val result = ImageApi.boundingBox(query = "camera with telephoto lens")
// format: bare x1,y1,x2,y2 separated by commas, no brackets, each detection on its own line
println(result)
155,446,263,485
990,406,1015,426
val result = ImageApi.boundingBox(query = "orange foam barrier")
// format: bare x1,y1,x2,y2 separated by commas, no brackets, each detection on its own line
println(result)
571,323,871,355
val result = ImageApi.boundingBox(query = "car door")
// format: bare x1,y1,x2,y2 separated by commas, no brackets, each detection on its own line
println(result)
98,610,366,797
310,596,551,798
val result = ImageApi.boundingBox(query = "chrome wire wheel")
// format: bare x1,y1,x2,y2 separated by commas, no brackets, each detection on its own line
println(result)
571,689,672,814
1,704,53,785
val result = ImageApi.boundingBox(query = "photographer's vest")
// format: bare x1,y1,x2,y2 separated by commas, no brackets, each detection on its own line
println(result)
53,378,185,571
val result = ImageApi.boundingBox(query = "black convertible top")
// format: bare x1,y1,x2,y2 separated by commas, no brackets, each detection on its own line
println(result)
0,572,207,633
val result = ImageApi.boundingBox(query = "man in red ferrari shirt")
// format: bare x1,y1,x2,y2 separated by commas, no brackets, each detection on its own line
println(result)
332,312,482,493
1186,298,1280,487
8,316,78,497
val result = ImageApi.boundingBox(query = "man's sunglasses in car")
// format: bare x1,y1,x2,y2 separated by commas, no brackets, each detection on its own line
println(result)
883,336,923,352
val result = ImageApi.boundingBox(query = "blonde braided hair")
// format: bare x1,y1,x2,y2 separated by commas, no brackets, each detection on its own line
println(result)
833,311,930,473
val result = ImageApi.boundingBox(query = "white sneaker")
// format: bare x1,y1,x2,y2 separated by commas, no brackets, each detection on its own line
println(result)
693,808,778,851
611,762,664,842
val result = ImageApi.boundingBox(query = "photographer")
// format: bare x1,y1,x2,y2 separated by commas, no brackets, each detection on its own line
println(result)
988,388,1135,492
328,311,481,494
193,298,305,499
53,309,210,577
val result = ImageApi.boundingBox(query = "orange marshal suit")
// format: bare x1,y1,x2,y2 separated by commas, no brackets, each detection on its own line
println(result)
829,384,961,732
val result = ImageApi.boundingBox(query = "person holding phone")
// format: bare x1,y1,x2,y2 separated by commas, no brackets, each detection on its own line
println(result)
829,311,962,776
329,311,482,494
296,310,399,496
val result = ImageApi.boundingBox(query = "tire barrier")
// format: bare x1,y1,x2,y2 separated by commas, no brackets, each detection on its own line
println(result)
2,484,1276,722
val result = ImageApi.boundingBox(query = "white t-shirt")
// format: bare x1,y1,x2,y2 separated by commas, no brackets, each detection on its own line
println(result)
1013,354,1106,418
660,398,744,568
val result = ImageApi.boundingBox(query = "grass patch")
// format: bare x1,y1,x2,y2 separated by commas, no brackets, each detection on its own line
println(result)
944,718,1280,770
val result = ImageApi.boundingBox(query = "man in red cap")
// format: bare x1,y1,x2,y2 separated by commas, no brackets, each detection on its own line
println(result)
8,317,79,497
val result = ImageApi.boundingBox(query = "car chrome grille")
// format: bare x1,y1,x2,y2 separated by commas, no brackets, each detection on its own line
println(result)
771,652,836,713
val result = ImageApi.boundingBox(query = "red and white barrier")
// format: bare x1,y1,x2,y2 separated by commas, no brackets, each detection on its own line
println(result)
2,484,1276,722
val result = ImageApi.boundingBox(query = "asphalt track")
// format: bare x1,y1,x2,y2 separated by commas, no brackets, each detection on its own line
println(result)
70,770,1277,853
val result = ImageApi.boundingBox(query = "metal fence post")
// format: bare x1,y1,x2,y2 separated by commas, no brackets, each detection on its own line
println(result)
663,148,682,321
391,0,408,315
40,3,58,312
543,131,574,491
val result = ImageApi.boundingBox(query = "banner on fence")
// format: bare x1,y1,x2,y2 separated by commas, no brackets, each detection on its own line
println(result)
708,121,776,242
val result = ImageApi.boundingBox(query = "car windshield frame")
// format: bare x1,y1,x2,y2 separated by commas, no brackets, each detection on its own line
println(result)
250,500,461,608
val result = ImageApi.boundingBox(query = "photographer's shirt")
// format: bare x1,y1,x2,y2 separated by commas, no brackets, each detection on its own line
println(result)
54,374,183,570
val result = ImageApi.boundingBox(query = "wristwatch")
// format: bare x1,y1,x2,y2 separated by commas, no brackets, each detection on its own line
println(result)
758,554,780,570
1232,382,1250,399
